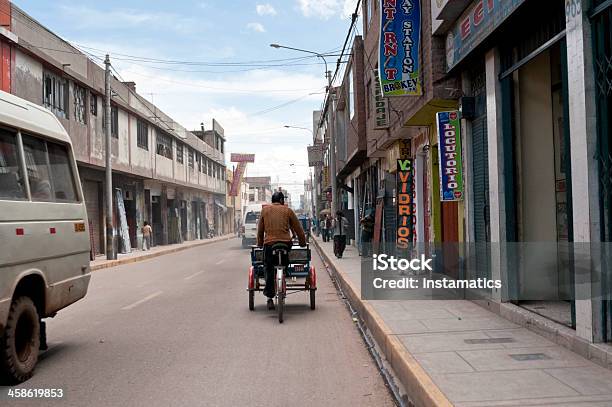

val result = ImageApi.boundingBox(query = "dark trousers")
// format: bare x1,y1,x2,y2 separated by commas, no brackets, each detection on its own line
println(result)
263,243,290,298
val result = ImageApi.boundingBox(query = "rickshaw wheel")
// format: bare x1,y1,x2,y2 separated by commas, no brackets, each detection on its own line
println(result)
310,290,316,310
248,291,254,311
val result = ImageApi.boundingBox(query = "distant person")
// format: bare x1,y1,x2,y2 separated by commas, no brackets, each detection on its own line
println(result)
360,209,374,256
142,221,153,250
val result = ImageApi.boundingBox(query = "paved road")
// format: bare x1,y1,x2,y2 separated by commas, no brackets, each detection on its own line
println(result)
1,238,394,407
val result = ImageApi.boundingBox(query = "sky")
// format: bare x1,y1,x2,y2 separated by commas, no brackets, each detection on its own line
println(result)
13,0,361,201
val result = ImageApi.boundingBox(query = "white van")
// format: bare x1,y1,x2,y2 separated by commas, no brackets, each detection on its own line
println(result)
0,91,91,383
242,203,263,248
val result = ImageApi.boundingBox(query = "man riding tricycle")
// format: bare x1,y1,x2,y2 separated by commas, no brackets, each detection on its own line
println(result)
247,192,316,323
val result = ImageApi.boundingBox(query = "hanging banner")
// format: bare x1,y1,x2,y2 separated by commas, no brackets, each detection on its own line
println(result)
378,0,422,97
372,70,390,128
307,145,324,167
436,111,464,201
397,159,415,249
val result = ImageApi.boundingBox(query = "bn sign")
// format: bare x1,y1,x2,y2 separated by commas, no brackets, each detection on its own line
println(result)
436,111,464,201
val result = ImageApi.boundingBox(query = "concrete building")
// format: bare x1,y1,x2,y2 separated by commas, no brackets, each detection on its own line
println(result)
0,2,226,253
244,176,272,203
312,0,612,357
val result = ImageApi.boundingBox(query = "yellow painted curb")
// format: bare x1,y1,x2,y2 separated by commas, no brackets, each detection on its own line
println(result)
312,239,453,407
90,235,235,272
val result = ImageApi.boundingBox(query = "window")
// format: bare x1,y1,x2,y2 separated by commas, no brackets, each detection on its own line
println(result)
220,140,224,154
46,142,78,202
188,147,194,168
90,93,98,116
22,134,78,202
43,71,68,119
137,119,148,150
366,79,371,118
203,157,208,175
0,129,26,200
348,67,355,119
156,131,173,159
74,85,87,124
176,143,184,164
245,211,259,222
111,105,119,138
367,0,373,27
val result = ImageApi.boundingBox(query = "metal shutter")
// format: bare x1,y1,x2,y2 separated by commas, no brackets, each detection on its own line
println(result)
83,181,101,255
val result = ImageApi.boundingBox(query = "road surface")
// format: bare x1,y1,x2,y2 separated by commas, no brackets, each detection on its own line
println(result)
1,238,395,407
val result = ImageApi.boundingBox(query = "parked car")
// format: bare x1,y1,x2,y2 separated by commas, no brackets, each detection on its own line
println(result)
0,90,91,383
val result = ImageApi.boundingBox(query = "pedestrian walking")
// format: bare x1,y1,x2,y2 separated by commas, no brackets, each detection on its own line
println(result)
333,211,348,258
142,221,153,250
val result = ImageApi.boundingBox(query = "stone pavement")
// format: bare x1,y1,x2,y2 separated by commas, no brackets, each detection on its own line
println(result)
312,235,612,407
90,234,235,271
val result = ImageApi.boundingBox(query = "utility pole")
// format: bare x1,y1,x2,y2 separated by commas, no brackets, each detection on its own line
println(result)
328,70,338,218
104,55,116,260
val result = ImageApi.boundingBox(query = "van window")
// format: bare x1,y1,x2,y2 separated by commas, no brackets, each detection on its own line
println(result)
0,129,26,200
22,134,78,202
47,143,78,202
245,211,259,223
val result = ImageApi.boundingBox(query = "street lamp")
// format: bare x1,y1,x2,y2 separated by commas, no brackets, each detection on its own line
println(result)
271,43,335,220
284,125,314,136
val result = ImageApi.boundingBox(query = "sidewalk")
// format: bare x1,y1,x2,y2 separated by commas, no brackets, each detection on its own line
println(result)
312,236,612,407
90,234,235,271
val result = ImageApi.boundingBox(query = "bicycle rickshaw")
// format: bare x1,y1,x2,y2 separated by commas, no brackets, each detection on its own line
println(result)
248,244,316,323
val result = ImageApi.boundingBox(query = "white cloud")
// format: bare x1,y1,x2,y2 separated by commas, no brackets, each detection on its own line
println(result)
256,3,278,16
246,22,266,32
297,0,358,19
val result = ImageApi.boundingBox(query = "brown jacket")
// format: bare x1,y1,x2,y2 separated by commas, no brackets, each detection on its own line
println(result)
257,203,306,247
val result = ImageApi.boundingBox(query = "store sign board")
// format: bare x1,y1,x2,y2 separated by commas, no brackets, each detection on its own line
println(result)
436,111,464,201
230,153,255,163
373,70,390,128
307,145,324,167
397,159,415,249
378,0,422,97
446,0,527,70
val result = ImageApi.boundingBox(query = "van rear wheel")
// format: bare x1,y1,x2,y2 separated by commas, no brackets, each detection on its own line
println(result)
0,296,40,384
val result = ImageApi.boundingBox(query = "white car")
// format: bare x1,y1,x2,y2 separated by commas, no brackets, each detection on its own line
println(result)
0,91,91,383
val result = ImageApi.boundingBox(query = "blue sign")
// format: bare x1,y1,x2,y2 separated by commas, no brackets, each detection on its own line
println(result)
446,0,527,70
436,111,464,201
378,0,422,96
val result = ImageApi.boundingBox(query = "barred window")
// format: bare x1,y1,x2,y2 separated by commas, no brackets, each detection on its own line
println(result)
156,131,173,159
111,105,119,138
187,148,194,168
74,85,87,124
90,93,98,116
137,119,148,150
176,143,184,164
43,71,68,119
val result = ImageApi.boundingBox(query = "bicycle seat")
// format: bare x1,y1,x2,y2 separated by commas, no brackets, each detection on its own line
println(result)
270,242,291,255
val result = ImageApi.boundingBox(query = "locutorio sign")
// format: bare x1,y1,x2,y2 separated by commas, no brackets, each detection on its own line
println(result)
436,111,464,201
378,0,422,97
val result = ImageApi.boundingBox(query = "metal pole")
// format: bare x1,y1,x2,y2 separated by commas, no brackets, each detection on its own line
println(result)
104,55,116,260
328,70,338,218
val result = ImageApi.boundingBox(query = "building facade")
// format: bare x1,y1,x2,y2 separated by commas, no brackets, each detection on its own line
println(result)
0,2,227,254
314,0,612,353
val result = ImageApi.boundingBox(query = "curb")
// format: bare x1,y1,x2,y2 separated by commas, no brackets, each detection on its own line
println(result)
90,235,235,272
312,239,452,407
